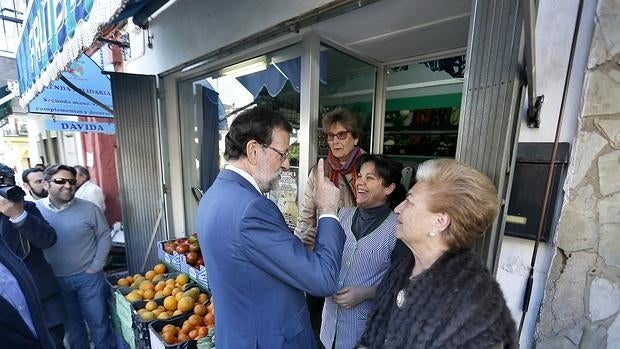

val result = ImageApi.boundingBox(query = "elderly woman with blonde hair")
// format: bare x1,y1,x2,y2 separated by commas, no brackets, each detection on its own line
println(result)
357,159,517,349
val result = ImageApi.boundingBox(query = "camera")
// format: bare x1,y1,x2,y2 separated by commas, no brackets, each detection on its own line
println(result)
0,184,26,202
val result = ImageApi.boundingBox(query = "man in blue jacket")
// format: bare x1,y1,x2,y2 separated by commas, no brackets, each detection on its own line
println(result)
196,107,344,348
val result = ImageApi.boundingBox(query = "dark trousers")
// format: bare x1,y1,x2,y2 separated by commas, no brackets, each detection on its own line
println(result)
49,324,65,349
307,294,325,344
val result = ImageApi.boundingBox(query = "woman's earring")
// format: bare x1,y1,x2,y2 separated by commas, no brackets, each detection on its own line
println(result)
428,229,437,238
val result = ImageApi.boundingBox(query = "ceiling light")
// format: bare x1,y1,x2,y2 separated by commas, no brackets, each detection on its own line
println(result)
219,56,269,78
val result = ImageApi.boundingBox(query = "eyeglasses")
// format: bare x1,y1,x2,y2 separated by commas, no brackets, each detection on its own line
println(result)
262,144,289,161
50,178,77,186
325,130,350,141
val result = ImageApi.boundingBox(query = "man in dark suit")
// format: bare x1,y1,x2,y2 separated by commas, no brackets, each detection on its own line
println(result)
0,163,65,348
196,107,345,348
0,223,57,349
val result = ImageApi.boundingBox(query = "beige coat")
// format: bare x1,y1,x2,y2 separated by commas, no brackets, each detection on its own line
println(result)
294,164,356,249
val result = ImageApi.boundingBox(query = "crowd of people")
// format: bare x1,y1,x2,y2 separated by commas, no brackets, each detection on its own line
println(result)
1,105,516,349
198,106,517,349
0,162,113,348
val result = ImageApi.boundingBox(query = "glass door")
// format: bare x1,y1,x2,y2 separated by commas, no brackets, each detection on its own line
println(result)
383,55,465,187
318,44,377,155
177,44,302,234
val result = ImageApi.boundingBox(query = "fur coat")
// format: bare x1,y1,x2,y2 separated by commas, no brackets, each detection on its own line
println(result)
357,250,517,348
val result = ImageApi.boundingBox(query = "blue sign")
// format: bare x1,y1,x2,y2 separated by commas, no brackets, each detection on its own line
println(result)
45,119,115,134
29,53,113,118
17,0,95,94
16,0,125,105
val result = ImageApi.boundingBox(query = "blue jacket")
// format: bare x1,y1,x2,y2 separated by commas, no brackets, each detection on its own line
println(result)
1,201,65,329
196,169,345,348
0,235,57,349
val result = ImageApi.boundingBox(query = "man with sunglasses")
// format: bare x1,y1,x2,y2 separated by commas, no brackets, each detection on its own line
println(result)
0,162,66,348
36,164,114,349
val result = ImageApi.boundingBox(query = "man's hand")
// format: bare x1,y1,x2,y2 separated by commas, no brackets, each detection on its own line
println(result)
0,196,25,219
332,286,374,309
315,158,340,216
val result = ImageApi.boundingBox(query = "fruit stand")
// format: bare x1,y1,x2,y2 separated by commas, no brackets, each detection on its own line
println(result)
108,234,215,349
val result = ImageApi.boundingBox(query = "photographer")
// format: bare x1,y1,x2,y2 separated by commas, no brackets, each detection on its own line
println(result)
0,163,66,348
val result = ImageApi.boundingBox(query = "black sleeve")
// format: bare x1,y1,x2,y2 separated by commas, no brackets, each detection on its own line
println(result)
389,240,412,264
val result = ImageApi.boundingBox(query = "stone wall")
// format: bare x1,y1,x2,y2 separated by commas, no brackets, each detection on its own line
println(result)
535,0,620,348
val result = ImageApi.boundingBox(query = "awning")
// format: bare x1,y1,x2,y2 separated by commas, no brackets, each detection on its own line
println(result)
16,0,168,107
236,53,327,99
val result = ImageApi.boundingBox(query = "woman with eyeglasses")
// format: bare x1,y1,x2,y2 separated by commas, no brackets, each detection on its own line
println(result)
294,107,365,342
320,154,407,349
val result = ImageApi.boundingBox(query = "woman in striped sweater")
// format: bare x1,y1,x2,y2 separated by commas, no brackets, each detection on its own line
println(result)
320,154,407,349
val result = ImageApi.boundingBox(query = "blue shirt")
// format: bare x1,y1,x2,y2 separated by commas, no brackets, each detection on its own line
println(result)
0,261,37,335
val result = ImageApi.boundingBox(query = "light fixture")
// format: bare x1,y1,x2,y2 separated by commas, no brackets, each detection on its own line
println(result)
218,56,269,78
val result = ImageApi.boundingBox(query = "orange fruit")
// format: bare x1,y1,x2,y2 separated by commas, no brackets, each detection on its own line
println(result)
162,286,173,297
181,321,193,334
178,331,190,342
139,280,154,291
145,300,158,311
163,296,177,311
143,289,155,300
177,296,195,313
125,291,142,302
153,263,167,274
193,304,207,316
188,314,203,327
161,331,176,345
175,291,185,302
154,291,164,299
197,293,209,304
175,274,189,286
173,309,183,316
188,329,198,340
157,312,171,320
117,278,130,287
140,311,156,321
145,270,157,280
162,324,178,335
204,312,214,326
197,326,209,339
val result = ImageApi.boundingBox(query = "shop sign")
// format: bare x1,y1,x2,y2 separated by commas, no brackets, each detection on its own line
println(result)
45,120,115,134
29,53,113,118
16,0,126,106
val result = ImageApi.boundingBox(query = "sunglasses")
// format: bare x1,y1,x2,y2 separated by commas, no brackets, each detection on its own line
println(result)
50,178,77,186
325,130,350,141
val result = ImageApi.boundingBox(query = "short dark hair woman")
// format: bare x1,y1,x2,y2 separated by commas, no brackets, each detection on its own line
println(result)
320,154,407,349
357,159,517,348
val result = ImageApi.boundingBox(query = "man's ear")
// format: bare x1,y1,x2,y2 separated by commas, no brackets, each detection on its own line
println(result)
246,140,260,165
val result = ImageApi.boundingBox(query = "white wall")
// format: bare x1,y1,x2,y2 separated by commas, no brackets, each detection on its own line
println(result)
497,0,599,347
126,0,335,75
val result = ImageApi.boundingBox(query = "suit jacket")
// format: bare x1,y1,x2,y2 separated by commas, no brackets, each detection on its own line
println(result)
1,201,65,329
0,237,57,349
196,169,345,349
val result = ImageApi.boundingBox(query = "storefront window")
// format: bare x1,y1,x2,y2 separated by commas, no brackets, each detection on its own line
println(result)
383,55,465,174
318,45,376,155
178,44,302,234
